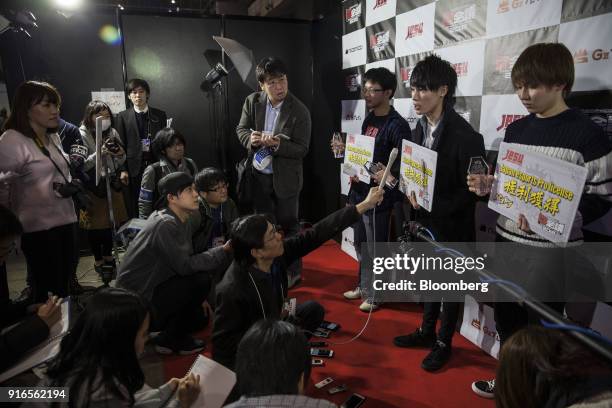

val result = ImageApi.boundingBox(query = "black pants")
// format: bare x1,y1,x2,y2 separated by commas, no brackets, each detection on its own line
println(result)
150,273,211,344
87,229,113,261
124,174,143,219
493,234,566,345
421,301,461,346
252,171,301,278
21,223,77,302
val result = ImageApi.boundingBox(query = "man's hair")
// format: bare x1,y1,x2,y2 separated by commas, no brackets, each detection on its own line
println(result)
126,78,151,95
256,57,288,83
511,43,574,97
496,326,605,408
81,100,115,134
194,167,227,193
236,319,311,397
152,127,186,159
4,81,61,137
229,215,270,266
0,205,23,240
363,67,397,98
410,54,457,106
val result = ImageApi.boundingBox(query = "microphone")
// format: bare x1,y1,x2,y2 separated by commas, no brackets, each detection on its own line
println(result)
378,147,398,191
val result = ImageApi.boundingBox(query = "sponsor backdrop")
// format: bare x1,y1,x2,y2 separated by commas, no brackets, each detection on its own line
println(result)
341,0,612,151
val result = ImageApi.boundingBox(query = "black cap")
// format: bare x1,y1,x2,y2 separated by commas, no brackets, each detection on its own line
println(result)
154,172,194,210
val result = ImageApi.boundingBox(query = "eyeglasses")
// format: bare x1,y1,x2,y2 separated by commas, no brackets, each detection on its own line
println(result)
265,224,282,242
362,87,384,96
208,182,228,192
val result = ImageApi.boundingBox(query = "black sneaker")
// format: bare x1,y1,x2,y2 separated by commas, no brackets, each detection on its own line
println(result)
421,340,452,372
154,335,206,355
472,379,495,399
393,328,436,348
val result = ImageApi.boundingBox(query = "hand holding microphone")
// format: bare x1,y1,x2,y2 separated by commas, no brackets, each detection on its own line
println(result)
377,147,399,191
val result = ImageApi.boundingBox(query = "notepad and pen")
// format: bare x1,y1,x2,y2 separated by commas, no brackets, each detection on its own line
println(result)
161,354,236,408
0,297,71,383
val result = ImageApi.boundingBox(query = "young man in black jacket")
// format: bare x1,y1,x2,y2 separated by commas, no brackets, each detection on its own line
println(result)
393,55,485,372
212,186,384,370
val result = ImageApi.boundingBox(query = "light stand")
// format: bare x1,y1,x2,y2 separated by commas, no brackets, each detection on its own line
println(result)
202,62,230,173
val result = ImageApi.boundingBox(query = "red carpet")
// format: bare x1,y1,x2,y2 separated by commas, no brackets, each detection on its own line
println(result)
163,241,497,407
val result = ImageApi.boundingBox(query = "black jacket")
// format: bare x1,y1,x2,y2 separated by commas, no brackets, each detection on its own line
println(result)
115,106,167,177
411,107,485,242
212,205,361,369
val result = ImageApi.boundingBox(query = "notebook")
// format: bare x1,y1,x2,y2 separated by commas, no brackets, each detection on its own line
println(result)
0,297,71,383
163,354,236,408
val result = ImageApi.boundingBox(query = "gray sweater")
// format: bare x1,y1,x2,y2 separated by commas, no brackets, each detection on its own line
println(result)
116,207,232,301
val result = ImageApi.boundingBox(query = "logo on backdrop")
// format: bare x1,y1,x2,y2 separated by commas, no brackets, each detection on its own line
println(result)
370,30,390,52
494,54,520,79
573,48,611,64
443,4,477,33
496,114,526,131
345,45,364,54
452,61,469,77
345,73,362,93
373,0,387,10
400,66,413,88
405,22,424,39
345,3,362,24
497,0,542,14
345,113,363,121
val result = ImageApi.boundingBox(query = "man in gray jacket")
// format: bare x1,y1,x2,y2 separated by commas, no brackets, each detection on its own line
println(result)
116,172,232,355
236,57,311,287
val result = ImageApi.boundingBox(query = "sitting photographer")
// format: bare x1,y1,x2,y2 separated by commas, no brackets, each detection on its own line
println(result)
212,186,384,369
117,172,232,355
0,81,78,302
138,128,197,219
78,100,129,276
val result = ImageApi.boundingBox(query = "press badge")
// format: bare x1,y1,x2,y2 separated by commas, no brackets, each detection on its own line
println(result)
141,138,151,152
212,235,226,248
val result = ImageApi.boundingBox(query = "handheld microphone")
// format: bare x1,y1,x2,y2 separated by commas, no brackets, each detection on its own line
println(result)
378,147,398,191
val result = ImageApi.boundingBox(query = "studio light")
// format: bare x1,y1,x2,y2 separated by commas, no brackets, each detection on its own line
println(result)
53,0,83,10
203,62,229,90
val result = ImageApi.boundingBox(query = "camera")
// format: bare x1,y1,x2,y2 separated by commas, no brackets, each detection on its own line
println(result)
53,180,92,210
103,136,122,155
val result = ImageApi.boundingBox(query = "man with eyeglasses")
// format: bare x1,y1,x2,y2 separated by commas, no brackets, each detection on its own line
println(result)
212,187,384,371
192,167,239,253
236,57,311,288
339,67,412,312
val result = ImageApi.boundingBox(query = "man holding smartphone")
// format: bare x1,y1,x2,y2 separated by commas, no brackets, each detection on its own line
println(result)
236,57,312,288
393,55,485,372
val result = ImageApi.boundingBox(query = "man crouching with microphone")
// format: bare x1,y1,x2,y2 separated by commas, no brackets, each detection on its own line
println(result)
212,186,384,371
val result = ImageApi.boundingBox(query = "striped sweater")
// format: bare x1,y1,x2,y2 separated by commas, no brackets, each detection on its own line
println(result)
496,108,612,247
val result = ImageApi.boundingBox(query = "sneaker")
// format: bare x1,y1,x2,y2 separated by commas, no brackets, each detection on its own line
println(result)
421,340,452,372
472,379,495,399
154,335,206,355
343,287,362,300
393,328,436,348
359,299,379,312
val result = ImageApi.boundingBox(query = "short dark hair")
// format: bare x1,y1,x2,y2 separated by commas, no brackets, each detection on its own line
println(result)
256,57,288,83
194,167,227,193
410,54,458,106
229,215,269,266
81,100,115,135
126,78,150,95
4,81,61,137
152,127,186,158
363,67,397,98
511,43,574,97
0,205,23,240
236,319,311,397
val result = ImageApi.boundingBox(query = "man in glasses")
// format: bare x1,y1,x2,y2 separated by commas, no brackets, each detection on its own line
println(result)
192,167,239,254
212,187,384,370
236,57,311,288
341,67,411,312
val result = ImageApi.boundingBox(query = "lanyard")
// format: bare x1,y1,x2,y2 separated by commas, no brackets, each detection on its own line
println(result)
33,135,71,184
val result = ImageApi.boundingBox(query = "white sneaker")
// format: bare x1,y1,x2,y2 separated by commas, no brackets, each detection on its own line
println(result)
359,299,380,312
343,286,362,300
472,379,495,399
